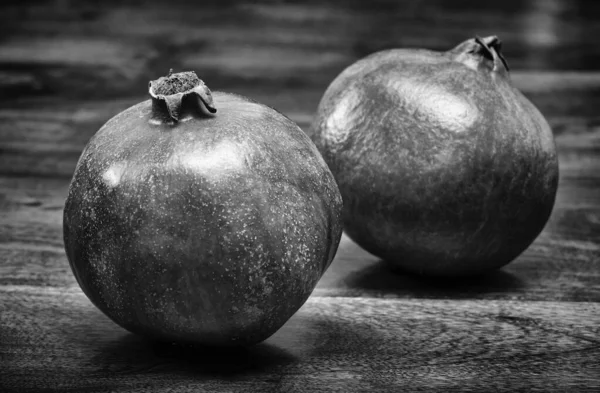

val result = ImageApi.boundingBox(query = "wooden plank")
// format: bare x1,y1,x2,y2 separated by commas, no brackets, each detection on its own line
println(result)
1,0,600,178
1,1,600,178
1,96,600,178
1,1,600,110
0,1,598,391
1,286,599,392
2,1,600,72
0,173,598,300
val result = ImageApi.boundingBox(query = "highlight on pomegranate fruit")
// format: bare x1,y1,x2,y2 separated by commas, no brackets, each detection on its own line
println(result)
310,36,559,277
63,70,343,346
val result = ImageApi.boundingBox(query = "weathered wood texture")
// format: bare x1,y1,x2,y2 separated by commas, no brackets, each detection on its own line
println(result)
1,0,599,391
2,286,600,393
1,171,598,301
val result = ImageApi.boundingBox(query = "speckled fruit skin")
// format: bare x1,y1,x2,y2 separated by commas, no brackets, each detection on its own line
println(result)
310,36,559,277
63,78,343,346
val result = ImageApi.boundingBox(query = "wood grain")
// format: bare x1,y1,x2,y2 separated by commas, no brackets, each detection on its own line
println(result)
1,1,600,179
1,170,598,300
2,90,600,178
1,0,600,391
1,286,599,393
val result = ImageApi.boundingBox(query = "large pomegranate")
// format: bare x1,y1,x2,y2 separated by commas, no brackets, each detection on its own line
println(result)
63,71,343,346
310,36,559,276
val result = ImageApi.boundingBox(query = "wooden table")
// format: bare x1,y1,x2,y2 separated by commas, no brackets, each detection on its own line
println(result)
1,1,599,391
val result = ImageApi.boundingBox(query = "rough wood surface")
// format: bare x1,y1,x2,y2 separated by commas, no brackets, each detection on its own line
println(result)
1,173,598,301
1,0,599,391
2,286,600,393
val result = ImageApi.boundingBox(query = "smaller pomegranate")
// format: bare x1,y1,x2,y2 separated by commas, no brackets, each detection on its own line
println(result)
63,70,343,346
310,36,559,276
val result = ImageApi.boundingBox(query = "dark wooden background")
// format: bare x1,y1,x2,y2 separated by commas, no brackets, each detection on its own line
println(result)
1,0,599,391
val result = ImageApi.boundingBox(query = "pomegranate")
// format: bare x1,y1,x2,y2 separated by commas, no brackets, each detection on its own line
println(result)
310,36,559,276
63,71,343,346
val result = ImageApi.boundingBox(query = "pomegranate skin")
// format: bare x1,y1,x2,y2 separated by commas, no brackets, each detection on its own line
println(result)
64,73,343,346
310,37,559,276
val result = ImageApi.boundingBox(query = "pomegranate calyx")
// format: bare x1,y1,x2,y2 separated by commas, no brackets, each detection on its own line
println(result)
474,36,510,72
450,35,510,74
149,70,216,124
